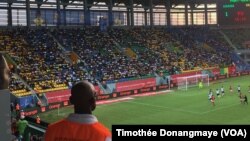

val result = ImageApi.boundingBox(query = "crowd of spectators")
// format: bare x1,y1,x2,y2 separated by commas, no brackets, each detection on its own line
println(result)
52,27,153,83
0,26,238,95
169,27,233,68
0,32,31,96
223,28,250,50
0,28,88,94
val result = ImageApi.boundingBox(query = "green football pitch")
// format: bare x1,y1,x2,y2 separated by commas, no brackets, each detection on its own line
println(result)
38,75,250,129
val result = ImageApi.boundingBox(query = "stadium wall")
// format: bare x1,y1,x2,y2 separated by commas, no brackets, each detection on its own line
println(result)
22,84,169,117
18,66,240,109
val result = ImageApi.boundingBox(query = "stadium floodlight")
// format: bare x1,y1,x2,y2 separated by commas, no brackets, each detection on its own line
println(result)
177,74,209,91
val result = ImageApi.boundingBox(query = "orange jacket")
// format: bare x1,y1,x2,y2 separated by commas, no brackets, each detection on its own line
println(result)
45,115,111,141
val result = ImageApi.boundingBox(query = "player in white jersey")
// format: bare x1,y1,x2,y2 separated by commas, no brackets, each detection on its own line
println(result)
237,85,241,94
216,89,221,98
221,86,225,96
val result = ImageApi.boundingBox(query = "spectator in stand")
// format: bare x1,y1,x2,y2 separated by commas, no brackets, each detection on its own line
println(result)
45,81,111,141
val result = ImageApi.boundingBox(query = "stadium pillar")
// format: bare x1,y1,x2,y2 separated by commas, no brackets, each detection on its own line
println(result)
185,1,188,26
26,0,30,27
149,0,153,26
126,8,130,26
7,2,12,27
190,9,194,25
144,9,147,26
130,0,134,26
165,1,171,28
108,0,113,26
63,6,66,26
84,0,90,25
204,2,208,25
56,0,61,27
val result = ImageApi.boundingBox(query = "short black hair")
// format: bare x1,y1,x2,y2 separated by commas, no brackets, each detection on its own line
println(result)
71,81,94,101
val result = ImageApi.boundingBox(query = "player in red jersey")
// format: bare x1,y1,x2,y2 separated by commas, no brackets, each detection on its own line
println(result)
210,95,215,106
229,85,233,93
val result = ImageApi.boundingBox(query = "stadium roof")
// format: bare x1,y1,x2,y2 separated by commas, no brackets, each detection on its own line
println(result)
1,0,217,7
109,0,217,6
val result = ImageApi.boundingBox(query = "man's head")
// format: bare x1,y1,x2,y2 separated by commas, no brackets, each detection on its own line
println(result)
0,54,10,90
70,81,96,114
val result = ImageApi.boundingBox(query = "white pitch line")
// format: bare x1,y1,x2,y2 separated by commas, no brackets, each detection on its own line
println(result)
124,101,201,115
97,97,134,109
200,103,240,114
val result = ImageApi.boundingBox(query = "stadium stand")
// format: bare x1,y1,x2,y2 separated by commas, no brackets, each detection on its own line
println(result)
0,0,250,140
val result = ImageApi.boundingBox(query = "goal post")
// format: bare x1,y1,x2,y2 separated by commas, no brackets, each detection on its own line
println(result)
177,74,209,90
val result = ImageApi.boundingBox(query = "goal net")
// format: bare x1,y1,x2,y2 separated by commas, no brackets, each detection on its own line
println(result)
177,74,209,90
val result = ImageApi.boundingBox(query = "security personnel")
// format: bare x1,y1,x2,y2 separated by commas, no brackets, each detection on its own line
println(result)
44,81,111,141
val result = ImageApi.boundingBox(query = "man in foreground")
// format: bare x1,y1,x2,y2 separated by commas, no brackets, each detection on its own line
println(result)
45,81,111,141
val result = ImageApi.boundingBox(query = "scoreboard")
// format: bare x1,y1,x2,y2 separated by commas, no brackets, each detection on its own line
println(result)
218,0,250,25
